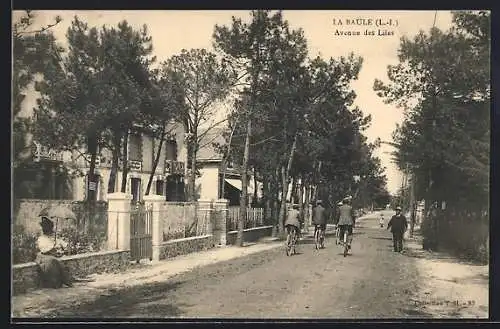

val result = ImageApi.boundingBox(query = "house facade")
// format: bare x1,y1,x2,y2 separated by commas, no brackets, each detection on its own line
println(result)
15,120,189,203
71,122,188,202
196,128,261,206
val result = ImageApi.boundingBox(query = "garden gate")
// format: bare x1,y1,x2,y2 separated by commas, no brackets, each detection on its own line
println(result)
130,203,153,263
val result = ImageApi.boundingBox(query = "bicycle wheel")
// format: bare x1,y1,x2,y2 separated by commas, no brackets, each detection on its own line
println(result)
285,232,291,256
292,230,297,255
320,230,325,249
314,229,319,250
343,231,348,257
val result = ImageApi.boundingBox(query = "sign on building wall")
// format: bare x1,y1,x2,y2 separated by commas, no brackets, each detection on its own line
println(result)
165,160,185,175
31,141,63,162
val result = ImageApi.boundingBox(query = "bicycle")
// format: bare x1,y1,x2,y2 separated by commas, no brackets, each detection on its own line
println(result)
337,225,350,257
285,226,298,256
314,225,325,250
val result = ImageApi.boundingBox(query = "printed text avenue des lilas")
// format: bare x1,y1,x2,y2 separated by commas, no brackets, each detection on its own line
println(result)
332,17,398,37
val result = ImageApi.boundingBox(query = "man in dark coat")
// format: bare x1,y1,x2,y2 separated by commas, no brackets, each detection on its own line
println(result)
312,200,327,237
387,206,408,252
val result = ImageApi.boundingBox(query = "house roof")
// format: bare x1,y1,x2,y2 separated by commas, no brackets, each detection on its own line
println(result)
197,127,226,162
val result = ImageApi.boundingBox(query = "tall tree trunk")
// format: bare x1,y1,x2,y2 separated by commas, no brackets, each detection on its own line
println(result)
220,122,237,200
304,182,312,231
237,118,251,247
272,166,281,237
107,131,121,193
146,123,167,195
86,135,98,202
298,176,305,230
120,129,129,193
312,160,322,203
277,133,298,236
409,171,416,237
188,131,198,201
253,168,258,206
85,135,98,232
263,176,271,225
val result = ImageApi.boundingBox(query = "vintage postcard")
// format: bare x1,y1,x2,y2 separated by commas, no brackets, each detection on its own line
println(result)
11,10,490,320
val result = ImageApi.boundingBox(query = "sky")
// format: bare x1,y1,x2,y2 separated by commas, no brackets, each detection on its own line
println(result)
13,10,454,194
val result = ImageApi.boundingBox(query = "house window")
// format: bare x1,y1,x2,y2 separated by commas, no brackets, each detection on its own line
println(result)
165,139,177,161
129,133,142,161
131,178,141,202
156,180,164,196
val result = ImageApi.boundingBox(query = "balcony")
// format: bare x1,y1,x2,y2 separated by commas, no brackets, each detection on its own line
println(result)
164,160,185,175
31,141,63,163
129,159,142,171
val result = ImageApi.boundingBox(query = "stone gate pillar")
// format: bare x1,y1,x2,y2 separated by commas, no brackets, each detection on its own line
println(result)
214,199,229,246
107,192,132,251
144,194,165,262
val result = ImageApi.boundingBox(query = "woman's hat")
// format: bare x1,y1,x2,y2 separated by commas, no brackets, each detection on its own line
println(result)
40,216,54,229
395,206,402,211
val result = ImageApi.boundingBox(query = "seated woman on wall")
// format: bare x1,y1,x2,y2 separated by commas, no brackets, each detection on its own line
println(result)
36,217,73,288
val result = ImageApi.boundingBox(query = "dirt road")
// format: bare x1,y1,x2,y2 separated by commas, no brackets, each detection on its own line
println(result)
14,211,487,319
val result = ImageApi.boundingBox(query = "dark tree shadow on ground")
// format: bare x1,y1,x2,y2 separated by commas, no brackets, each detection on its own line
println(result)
435,272,489,285
298,239,316,245
369,236,393,241
44,280,189,318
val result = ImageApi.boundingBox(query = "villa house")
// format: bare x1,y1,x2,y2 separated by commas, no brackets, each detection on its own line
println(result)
15,119,189,203
196,127,261,206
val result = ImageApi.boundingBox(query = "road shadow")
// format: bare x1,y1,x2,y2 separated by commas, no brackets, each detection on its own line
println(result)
336,252,353,257
436,272,489,285
42,280,189,318
369,236,393,241
298,238,316,245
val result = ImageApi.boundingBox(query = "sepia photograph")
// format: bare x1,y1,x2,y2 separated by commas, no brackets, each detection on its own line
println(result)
11,9,490,320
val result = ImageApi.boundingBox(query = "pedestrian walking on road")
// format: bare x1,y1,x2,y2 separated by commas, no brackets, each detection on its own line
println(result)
387,206,408,252
379,213,385,228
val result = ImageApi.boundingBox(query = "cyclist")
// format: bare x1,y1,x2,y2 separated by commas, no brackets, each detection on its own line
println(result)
312,200,327,239
337,197,355,250
284,203,301,241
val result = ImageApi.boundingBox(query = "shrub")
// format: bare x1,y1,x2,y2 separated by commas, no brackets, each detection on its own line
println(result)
422,212,489,264
12,224,39,264
58,226,107,255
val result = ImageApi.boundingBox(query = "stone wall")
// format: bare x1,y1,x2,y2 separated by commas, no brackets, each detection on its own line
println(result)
158,235,216,260
226,226,273,245
14,199,108,235
12,250,130,296
161,202,197,241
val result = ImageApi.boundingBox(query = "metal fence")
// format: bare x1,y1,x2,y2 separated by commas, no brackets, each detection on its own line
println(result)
226,207,264,232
